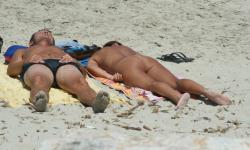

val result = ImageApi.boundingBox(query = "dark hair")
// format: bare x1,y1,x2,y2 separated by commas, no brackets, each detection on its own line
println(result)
103,41,122,47
29,29,54,45
29,33,36,43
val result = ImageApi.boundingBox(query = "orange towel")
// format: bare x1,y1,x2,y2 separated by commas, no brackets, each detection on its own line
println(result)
88,74,164,103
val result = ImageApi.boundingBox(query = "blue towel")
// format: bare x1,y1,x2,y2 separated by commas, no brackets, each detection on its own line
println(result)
55,40,92,66
55,40,88,53
4,45,28,57
79,57,90,67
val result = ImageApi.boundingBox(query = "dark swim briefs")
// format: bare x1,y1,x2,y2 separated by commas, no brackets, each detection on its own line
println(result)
20,59,82,87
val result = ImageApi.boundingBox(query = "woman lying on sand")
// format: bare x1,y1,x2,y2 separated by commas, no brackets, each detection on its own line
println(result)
81,41,231,108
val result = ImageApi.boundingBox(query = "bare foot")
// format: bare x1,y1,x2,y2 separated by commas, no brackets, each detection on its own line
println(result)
205,90,231,105
176,93,190,109
92,91,110,113
32,91,48,112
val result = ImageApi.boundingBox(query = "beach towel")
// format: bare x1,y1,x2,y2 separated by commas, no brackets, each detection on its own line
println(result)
0,63,126,108
87,72,164,103
4,45,28,63
55,39,88,53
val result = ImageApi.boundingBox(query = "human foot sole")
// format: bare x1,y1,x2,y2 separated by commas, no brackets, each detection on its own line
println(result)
207,91,231,105
92,91,110,113
32,91,48,112
176,93,190,109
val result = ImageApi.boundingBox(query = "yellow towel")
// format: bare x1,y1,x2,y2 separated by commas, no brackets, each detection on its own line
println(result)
0,63,125,108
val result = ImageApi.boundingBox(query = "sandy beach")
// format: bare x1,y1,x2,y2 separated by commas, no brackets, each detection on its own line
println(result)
0,0,250,149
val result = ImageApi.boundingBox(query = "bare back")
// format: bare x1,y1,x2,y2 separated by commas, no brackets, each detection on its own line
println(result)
90,45,137,74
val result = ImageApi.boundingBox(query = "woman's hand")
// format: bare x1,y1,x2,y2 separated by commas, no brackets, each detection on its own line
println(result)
111,73,123,82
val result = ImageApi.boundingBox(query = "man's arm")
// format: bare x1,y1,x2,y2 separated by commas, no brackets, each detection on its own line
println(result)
7,50,25,77
87,58,113,80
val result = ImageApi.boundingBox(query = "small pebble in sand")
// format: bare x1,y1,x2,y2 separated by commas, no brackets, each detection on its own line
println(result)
1,127,7,130
18,136,23,142
43,130,48,133
84,114,91,119
151,106,159,113
160,110,169,113
0,133,5,136
171,114,180,119
80,123,85,128
202,117,211,121
143,125,152,131
215,114,225,120
102,119,110,124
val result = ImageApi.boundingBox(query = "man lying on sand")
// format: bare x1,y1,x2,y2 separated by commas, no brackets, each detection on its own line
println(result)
87,41,231,108
7,29,110,113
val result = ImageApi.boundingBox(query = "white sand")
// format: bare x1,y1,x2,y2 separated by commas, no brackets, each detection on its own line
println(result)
0,0,250,149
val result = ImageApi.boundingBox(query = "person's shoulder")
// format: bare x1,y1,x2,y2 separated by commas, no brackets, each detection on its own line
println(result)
16,48,27,53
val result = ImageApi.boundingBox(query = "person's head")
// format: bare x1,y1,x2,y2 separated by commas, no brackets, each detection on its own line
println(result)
103,41,122,48
29,29,55,47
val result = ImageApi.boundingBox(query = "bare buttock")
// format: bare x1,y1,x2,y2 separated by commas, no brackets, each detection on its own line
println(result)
114,54,153,73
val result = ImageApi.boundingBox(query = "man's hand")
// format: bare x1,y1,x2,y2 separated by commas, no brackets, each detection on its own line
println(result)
59,54,77,63
111,73,123,82
29,55,44,63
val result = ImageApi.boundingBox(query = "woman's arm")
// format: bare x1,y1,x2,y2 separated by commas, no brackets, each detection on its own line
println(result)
87,58,113,80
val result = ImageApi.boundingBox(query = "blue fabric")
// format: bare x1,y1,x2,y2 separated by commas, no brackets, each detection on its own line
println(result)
4,45,28,57
55,40,94,67
55,40,88,53
78,57,89,67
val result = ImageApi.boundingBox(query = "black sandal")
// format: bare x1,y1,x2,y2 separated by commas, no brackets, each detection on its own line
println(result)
157,52,194,63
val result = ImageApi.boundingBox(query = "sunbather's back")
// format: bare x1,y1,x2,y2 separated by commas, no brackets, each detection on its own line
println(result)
89,45,137,74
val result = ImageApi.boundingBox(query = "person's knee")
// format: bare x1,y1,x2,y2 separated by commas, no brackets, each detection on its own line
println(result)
176,79,187,88
148,81,161,91
31,75,46,83
58,76,87,90
30,75,52,86
73,78,89,89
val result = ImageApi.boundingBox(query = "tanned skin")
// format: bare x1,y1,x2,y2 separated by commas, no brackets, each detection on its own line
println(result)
7,29,109,112
87,42,231,108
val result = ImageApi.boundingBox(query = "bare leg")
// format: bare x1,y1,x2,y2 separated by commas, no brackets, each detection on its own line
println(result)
176,79,231,105
146,58,231,105
56,65,110,113
122,68,189,106
23,64,53,111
